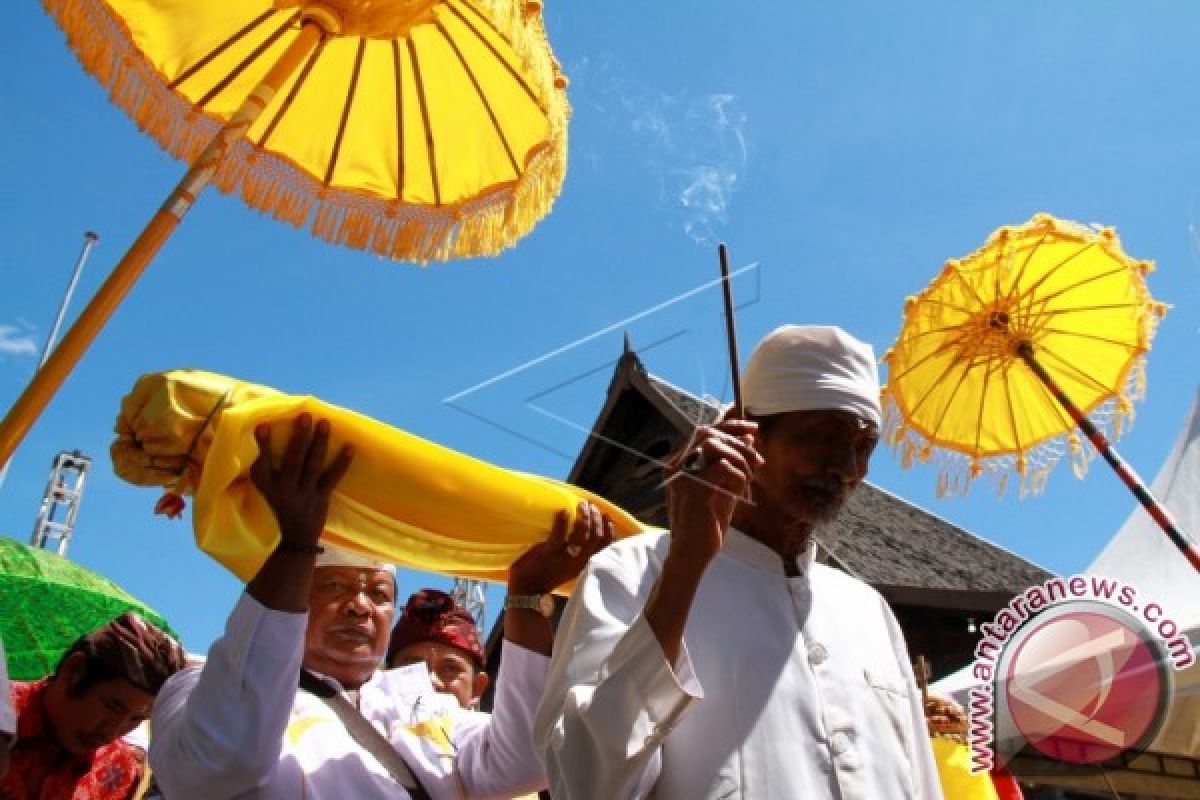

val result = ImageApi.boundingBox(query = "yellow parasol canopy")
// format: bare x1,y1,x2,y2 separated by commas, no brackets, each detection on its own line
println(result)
49,0,569,261
882,213,1168,497
112,370,644,589
0,0,569,475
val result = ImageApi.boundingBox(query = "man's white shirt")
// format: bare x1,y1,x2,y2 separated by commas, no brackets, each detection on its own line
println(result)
150,593,547,799
536,528,944,800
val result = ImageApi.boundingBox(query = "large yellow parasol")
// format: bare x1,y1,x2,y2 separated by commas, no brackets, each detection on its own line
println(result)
883,213,1200,573
0,0,568,467
111,369,644,588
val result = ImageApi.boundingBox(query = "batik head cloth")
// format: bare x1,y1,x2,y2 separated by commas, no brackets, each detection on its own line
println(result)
387,589,484,669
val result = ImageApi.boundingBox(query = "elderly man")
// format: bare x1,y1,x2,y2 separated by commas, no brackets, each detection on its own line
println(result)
536,325,943,799
2,612,185,799
150,414,612,799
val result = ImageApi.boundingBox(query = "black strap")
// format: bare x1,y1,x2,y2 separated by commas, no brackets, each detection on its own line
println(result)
299,670,433,800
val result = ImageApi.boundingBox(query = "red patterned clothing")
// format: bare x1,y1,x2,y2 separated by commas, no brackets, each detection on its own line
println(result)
1,680,143,800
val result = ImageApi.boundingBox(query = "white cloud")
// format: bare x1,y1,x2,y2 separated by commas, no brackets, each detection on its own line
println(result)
0,323,38,358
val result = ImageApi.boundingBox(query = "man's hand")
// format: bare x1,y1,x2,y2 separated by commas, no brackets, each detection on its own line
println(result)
646,418,761,666
504,502,615,656
250,413,354,548
246,414,354,612
508,502,615,595
662,418,761,573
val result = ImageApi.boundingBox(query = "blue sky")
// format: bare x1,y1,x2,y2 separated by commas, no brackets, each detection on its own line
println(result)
1,1,1198,653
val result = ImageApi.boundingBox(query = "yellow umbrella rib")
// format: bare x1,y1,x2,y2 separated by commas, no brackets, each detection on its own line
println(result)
435,22,520,177
1008,241,1095,310
195,12,303,111
323,38,368,186
391,40,406,199
947,260,988,311
1017,263,1129,310
1038,326,1139,349
406,38,441,206
905,295,977,318
256,38,328,149
446,0,546,113
1001,232,1049,309
1036,346,1120,398
887,333,967,385
972,355,998,457
912,345,979,441
1001,361,1024,459
168,9,278,91
1018,302,1145,319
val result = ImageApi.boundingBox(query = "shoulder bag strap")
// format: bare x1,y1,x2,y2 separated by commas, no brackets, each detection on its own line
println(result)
299,670,434,800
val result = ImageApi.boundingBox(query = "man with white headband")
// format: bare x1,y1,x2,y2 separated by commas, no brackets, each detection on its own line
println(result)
150,414,612,799
536,325,943,799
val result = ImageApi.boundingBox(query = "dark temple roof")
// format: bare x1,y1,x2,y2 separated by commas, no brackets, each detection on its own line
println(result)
566,341,1053,611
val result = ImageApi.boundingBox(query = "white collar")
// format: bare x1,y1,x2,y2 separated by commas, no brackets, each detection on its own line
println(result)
723,526,817,577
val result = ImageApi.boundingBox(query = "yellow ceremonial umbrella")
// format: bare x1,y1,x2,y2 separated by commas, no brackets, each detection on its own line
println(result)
0,0,569,467
883,213,1200,573
111,369,644,587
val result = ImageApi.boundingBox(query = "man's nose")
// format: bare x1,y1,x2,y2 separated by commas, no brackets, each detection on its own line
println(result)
343,589,373,615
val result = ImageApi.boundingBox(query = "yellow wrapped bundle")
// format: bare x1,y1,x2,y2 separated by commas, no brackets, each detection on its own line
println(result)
113,370,645,586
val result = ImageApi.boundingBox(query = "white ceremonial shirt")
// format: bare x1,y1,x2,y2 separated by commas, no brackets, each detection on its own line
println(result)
536,528,943,800
151,593,548,800
0,637,14,736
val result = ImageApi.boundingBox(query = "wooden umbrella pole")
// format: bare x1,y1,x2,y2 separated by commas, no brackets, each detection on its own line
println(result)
0,20,328,467
718,243,745,418
1017,343,1200,574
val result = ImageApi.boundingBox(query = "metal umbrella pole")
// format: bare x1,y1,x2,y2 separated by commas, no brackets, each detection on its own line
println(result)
0,231,99,491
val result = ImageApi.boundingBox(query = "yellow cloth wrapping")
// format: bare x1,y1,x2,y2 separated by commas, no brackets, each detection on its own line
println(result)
112,370,645,587
931,737,1000,800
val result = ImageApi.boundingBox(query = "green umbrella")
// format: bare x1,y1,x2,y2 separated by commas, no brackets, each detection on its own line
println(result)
0,537,174,680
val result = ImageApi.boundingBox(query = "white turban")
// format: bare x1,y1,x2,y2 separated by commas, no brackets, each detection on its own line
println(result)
742,325,881,427
315,543,396,575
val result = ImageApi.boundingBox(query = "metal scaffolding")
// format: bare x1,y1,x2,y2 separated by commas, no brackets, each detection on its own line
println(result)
452,577,487,633
30,450,91,556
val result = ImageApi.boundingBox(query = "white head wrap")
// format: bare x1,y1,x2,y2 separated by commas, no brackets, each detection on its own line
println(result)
314,543,396,575
742,325,881,427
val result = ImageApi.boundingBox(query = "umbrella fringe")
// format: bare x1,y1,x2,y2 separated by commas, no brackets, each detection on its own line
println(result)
43,0,570,264
883,363,1147,499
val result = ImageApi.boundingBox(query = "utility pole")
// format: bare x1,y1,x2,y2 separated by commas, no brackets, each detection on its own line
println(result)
0,232,99,491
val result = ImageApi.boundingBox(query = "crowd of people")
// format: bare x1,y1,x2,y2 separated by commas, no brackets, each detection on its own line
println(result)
2,324,955,799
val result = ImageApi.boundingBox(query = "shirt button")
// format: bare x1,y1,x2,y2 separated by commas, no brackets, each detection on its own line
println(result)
808,643,828,665
830,732,850,756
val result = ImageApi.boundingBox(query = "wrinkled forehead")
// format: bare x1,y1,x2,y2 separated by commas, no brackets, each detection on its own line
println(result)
314,565,398,590
773,408,879,433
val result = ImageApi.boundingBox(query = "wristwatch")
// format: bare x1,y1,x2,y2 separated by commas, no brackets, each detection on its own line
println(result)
504,593,555,618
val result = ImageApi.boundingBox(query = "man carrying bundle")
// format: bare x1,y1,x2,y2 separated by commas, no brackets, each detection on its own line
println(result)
150,413,612,799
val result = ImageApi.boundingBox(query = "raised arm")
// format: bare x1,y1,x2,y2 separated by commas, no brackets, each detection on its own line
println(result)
150,415,352,799
453,504,614,797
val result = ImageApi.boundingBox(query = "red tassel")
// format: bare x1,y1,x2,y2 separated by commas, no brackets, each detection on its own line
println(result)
154,492,186,520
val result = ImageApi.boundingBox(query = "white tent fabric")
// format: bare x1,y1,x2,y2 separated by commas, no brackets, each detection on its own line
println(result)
1089,387,1200,629
932,387,1200,772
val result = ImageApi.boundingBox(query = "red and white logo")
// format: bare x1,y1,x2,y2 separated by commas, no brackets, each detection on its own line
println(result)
1001,602,1171,765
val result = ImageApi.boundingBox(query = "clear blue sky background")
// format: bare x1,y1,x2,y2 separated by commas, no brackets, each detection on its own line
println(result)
1,1,1197,653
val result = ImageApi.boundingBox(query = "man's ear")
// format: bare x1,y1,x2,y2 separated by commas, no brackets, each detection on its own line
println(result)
471,670,490,704
56,651,88,692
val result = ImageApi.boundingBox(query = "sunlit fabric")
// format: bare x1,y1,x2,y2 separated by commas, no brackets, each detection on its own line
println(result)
930,737,1001,800
44,0,570,261
882,213,1167,497
112,370,643,586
